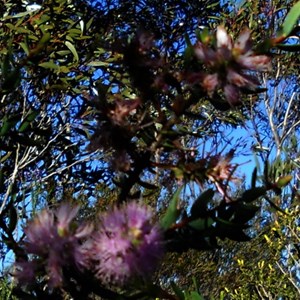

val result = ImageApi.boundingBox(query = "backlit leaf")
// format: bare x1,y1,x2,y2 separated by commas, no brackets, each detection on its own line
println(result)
161,187,183,230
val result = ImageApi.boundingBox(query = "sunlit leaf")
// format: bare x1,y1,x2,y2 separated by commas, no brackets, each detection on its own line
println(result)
39,61,59,70
65,40,79,62
279,1,300,37
276,175,293,188
87,61,109,67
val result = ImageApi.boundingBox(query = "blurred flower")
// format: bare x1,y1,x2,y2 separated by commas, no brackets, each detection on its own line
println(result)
90,202,164,286
15,204,93,287
14,260,38,285
206,150,238,202
88,97,140,169
108,97,140,126
193,26,271,106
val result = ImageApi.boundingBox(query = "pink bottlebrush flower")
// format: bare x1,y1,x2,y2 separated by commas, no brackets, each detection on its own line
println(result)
194,43,218,66
193,26,271,106
237,55,272,71
90,202,164,286
216,26,233,60
56,204,80,236
226,68,260,89
23,209,56,256
202,73,219,97
15,203,93,288
223,84,240,106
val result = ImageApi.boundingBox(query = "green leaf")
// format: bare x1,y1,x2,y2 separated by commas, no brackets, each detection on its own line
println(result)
170,281,185,300
4,10,34,19
190,189,214,218
189,217,214,231
39,61,59,70
160,187,183,230
65,41,79,62
87,61,109,67
0,151,12,163
38,32,51,46
276,43,300,51
276,175,293,188
18,110,39,133
251,167,257,188
239,187,267,203
86,17,94,30
0,116,19,136
189,291,204,300
255,38,274,53
56,50,71,56
279,1,300,37
58,66,71,73
8,206,18,233
192,277,199,292
20,42,30,55
196,27,210,44
232,203,260,224
1,68,21,91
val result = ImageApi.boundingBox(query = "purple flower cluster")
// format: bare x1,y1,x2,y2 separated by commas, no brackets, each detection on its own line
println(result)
89,202,164,285
15,204,92,287
15,202,164,288
189,26,271,106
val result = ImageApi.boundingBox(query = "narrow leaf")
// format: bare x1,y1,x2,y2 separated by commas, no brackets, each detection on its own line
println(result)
189,217,214,231
277,43,300,51
65,41,79,62
280,1,300,37
18,110,39,132
8,206,18,232
160,187,183,230
39,61,59,70
87,61,109,67
251,167,257,188
20,42,30,55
